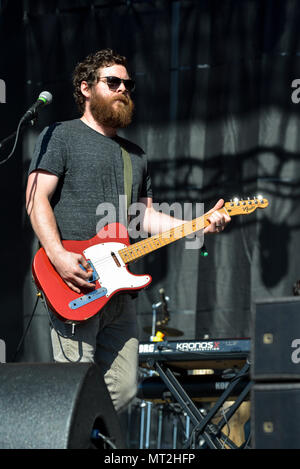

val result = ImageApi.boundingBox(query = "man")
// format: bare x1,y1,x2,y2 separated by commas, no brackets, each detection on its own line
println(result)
26,49,230,413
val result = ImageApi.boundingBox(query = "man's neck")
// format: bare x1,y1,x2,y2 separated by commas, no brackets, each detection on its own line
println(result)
80,113,117,138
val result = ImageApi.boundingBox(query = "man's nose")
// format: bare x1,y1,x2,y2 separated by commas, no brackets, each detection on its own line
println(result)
117,80,127,92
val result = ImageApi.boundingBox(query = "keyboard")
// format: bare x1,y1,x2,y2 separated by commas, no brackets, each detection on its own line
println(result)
139,338,251,370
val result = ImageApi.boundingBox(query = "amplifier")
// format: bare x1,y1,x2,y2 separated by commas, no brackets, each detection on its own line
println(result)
252,382,300,449
251,296,300,381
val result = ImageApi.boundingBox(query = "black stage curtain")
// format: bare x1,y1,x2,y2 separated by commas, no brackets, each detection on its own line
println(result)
0,0,300,361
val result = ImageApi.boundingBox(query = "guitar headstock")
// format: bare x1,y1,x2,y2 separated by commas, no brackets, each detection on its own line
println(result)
224,196,269,216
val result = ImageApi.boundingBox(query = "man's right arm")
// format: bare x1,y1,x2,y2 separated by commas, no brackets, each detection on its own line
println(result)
26,170,94,293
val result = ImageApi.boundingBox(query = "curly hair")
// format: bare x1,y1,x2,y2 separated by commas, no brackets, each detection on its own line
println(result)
72,49,128,114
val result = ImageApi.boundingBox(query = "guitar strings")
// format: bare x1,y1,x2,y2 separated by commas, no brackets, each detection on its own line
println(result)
89,214,209,269
120,213,209,260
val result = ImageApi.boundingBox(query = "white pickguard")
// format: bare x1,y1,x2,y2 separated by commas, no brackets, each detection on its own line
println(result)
83,242,150,297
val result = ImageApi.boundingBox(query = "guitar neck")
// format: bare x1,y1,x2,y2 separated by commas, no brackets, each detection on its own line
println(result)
118,208,227,265
118,196,269,265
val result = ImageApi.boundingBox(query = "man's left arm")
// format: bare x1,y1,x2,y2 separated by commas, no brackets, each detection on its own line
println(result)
139,197,231,236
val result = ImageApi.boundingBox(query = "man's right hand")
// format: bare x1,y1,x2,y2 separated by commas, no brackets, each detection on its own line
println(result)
50,249,96,294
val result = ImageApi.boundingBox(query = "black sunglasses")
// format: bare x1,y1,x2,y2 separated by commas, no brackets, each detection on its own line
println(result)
98,76,135,93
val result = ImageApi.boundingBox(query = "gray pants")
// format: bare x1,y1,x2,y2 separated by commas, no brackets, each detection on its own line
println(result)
49,294,139,413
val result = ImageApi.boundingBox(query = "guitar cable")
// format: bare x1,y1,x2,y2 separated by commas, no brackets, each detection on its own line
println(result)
11,287,71,362
11,295,39,362
90,429,117,449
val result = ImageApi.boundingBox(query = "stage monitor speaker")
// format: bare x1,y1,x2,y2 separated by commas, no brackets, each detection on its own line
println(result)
251,383,300,449
252,296,300,381
0,363,126,449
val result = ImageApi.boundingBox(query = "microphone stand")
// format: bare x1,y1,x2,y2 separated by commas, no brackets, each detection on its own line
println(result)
150,301,161,340
149,292,170,341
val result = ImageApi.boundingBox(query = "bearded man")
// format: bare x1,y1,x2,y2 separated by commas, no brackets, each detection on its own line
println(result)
26,49,230,415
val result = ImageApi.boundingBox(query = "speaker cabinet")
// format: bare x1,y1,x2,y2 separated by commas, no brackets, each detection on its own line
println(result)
252,296,300,381
252,383,300,449
0,363,125,449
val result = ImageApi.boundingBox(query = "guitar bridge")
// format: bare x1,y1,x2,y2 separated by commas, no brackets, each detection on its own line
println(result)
69,287,107,310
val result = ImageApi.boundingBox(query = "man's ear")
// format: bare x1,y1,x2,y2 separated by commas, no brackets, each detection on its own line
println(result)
80,81,91,99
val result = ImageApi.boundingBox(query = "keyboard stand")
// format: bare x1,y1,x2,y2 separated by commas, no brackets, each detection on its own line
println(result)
154,360,252,449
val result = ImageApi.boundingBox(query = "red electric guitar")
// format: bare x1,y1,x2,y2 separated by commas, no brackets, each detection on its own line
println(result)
32,197,269,323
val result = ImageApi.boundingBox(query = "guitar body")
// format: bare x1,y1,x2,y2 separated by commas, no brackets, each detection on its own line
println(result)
32,223,152,323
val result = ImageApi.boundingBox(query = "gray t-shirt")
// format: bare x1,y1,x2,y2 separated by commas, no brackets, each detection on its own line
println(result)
29,119,152,241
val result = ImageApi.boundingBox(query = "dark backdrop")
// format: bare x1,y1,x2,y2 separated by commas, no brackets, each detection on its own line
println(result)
0,0,299,362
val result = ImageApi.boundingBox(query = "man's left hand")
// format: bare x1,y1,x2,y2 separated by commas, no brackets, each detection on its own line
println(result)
204,199,231,234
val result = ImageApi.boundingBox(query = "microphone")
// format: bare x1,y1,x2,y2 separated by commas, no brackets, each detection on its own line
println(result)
20,91,53,124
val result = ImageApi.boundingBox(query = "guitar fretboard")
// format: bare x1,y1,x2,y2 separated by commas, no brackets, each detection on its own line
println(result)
118,210,215,264
117,197,269,265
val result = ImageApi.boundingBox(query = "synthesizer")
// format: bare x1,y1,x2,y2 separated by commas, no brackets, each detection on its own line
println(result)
139,338,251,370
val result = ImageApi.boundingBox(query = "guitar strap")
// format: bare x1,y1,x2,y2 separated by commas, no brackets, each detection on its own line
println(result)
121,146,132,226
121,146,138,299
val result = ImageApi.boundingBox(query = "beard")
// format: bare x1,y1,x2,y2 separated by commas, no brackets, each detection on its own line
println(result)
89,89,134,129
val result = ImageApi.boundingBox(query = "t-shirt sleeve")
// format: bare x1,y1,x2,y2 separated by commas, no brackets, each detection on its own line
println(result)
28,123,67,177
